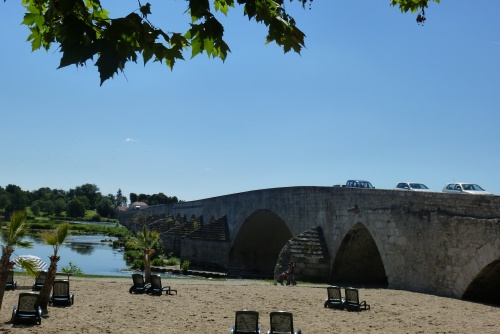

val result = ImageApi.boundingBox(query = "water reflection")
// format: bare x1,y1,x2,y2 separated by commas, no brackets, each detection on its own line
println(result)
14,234,185,278
14,234,131,276
68,243,96,255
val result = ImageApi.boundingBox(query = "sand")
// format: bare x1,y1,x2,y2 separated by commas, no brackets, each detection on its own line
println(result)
0,276,498,333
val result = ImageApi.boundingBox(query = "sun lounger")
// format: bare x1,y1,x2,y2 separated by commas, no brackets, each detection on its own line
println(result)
231,310,261,334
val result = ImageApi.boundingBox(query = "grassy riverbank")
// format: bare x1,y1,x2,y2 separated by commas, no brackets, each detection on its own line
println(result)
25,207,119,223
26,219,132,238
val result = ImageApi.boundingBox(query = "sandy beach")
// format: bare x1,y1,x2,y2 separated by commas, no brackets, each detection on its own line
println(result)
1,276,498,333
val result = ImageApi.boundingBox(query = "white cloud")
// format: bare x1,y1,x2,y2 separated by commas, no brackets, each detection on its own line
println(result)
125,138,137,143
484,40,500,46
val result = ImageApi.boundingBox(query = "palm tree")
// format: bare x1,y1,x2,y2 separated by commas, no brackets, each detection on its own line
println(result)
38,222,69,313
0,210,33,311
135,225,160,283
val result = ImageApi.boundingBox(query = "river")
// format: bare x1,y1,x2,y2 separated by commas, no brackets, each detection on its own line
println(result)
14,234,132,277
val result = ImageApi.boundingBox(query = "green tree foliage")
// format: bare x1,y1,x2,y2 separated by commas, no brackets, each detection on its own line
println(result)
30,187,67,215
14,0,306,85
38,222,69,313
95,197,114,218
41,200,54,215
0,210,33,311
31,187,55,202
53,198,68,216
73,183,100,208
76,196,91,210
3,183,169,220
2,183,182,219
390,0,439,25
67,199,86,218
4,184,28,213
138,194,148,203
0,193,10,211
12,0,439,85
390,0,438,12
131,192,178,206
30,200,41,216
116,188,126,207
148,193,178,206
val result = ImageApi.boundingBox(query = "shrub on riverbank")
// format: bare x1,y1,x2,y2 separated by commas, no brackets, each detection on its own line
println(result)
165,254,180,266
61,262,84,275
27,220,132,238
26,208,119,224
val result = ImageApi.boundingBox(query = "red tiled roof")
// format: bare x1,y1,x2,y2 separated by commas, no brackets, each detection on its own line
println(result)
131,201,148,206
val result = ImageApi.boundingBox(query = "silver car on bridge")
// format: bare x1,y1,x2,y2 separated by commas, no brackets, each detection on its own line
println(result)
395,182,432,192
442,182,492,195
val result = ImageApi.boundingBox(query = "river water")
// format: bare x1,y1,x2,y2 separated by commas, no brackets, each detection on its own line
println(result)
14,234,132,277
14,221,185,278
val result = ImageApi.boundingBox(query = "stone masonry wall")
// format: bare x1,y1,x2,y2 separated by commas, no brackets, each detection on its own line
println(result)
117,186,500,298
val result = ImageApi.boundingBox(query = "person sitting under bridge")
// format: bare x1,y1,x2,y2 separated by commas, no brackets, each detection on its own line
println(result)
276,261,296,286
286,261,297,286
277,272,287,285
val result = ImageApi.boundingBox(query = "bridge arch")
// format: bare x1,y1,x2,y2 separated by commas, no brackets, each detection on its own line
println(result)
459,238,500,305
330,222,388,287
229,209,292,276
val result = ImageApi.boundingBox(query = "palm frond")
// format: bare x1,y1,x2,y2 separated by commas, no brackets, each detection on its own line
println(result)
56,222,69,244
41,222,70,256
15,257,40,277
41,230,59,246
151,231,160,240
16,240,33,248
5,210,32,248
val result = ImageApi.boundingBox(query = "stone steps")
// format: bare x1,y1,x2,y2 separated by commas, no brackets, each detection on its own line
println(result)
186,216,228,241
289,227,330,260
276,226,331,282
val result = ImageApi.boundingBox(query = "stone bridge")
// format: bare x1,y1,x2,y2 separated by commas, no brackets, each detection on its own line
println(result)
117,186,500,305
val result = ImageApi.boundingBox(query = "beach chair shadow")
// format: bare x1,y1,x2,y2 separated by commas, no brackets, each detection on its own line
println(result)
49,280,74,307
344,287,370,311
32,271,47,291
231,310,261,334
129,273,150,294
11,292,42,325
147,274,177,296
6,270,17,291
324,286,345,309
267,311,301,334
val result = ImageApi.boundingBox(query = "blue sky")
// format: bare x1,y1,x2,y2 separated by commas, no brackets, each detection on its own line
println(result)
1,1,499,201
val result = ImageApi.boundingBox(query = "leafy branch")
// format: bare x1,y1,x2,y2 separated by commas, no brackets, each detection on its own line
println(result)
12,0,440,84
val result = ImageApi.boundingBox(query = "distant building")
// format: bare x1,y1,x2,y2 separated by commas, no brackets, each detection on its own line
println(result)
129,201,149,210
116,206,129,212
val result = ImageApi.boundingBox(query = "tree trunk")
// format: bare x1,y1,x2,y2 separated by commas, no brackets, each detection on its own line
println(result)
0,245,15,312
38,255,60,314
144,252,151,283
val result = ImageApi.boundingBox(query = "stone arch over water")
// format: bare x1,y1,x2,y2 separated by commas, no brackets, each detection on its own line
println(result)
330,222,388,287
229,209,292,276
